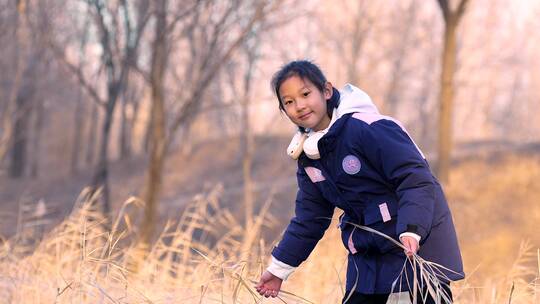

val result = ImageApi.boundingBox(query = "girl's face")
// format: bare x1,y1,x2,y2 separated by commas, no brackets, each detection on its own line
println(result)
279,75,332,131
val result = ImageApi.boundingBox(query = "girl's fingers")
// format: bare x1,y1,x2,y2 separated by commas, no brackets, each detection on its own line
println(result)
255,277,267,293
255,273,280,297
410,239,419,253
402,238,419,258
403,239,414,256
262,288,278,298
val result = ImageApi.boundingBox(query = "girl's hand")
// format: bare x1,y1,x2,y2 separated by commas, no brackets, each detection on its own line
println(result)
255,270,283,298
400,235,419,257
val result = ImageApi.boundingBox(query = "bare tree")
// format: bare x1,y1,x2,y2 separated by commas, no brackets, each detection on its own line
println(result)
9,76,34,178
138,0,286,246
382,1,419,116
224,29,261,245
435,0,471,183
29,74,46,178
70,14,91,175
2,0,74,178
139,0,169,246
3,0,30,177
237,34,262,262
118,80,139,159
70,87,85,174
46,0,150,214
345,1,377,87
416,40,438,152
85,102,99,166
319,0,377,87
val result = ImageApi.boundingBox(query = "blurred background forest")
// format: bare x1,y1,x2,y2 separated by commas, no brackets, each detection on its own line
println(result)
0,0,539,303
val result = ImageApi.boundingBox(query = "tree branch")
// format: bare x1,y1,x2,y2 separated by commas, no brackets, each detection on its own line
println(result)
456,0,471,23
46,39,106,107
165,0,201,34
166,0,271,147
437,0,450,22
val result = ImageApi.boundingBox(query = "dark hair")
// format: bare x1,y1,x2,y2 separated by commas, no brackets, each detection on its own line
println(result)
271,60,340,124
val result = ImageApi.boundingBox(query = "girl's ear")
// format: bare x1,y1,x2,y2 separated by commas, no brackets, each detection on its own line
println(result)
324,81,333,99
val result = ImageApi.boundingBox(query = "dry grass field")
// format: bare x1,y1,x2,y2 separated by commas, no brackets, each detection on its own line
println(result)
0,153,539,303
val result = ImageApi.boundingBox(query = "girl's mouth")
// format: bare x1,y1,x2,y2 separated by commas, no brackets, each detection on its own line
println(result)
299,112,312,120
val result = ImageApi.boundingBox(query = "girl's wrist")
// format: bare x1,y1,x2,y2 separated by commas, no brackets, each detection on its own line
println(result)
399,232,421,243
267,256,296,280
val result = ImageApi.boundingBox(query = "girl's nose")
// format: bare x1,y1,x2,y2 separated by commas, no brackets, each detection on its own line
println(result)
295,98,307,111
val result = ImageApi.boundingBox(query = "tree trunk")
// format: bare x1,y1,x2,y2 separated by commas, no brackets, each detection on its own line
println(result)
2,0,27,167
71,89,84,174
30,98,44,178
91,95,118,216
9,93,31,178
345,1,372,87
130,97,141,154
383,36,408,116
143,108,154,154
119,83,132,159
140,0,167,246
436,18,458,184
240,54,256,231
417,53,435,153
347,12,362,86
241,94,254,231
435,0,470,184
239,86,256,263
383,69,400,116
85,102,99,166
0,103,14,165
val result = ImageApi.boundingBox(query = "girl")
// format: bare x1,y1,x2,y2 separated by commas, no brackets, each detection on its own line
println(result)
255,60,464,303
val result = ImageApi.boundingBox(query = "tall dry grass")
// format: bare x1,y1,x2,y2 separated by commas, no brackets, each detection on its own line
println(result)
446,154,540,304
0,186,338,303
1,154,539,303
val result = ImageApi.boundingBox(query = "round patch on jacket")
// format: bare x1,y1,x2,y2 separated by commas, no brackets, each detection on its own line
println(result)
342,155,361,175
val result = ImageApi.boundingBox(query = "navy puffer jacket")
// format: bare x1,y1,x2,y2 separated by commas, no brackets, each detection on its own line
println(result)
272,85,464,294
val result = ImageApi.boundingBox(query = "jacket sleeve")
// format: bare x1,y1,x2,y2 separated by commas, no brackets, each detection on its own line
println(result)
355,118,436,240
271,166,335,267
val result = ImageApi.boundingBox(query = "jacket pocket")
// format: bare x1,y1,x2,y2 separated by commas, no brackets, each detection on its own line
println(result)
339,214,369,255
341,225,373,255
361,201,400,254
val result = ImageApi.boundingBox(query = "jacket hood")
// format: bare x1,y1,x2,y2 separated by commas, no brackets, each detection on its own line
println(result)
336,83,379,117
286,84,379,160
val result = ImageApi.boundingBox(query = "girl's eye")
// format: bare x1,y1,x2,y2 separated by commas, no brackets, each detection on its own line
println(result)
283,100,293,105
303,91,310,97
